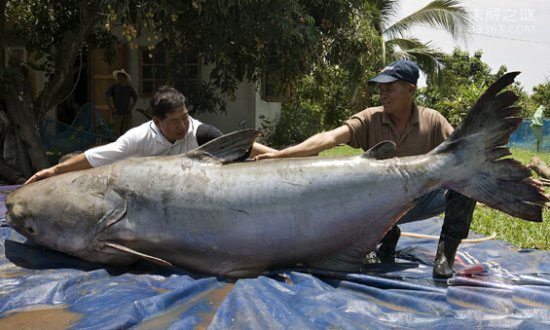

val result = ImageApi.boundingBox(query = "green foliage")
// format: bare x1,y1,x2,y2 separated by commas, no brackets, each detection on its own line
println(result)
167,48,226,114
3,0,384,116
417,48,536,125
5,1,101,77
377,0,471,74
471,149,550,250
350,0,471,125
154,0,378,97
381,0,471,40
423,48,495,94
417,48,492,125
293,66,355,129
259,4,383,148
257,108,320,149
259,62,375,148
259,63,364,148
511,83,537,118
260,62,379,149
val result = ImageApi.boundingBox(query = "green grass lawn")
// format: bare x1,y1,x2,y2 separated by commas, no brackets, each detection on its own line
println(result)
320,145,550,250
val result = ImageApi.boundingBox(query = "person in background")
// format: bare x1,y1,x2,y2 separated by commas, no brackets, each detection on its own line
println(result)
106,69,138,136
26,86,277,184
531,105,545,152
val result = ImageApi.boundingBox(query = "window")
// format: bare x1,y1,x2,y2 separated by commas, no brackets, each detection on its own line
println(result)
5,46,27,67
174,51,200,79
140,46,166,96
140,45,200,97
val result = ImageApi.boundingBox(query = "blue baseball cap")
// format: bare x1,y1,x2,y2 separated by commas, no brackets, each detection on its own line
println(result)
368,60,420,85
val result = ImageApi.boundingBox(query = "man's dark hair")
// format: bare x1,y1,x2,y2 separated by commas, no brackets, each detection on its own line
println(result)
150,86,186,119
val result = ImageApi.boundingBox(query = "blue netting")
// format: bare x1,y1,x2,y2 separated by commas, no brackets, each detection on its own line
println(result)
40,103,115,159
509,119,550,152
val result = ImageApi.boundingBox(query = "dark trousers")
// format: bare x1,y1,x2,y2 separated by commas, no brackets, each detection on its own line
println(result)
113,112,132,136
397,189,476,240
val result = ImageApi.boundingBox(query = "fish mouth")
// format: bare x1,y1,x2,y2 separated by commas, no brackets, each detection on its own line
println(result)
5,213,22,233
5,213,38,238
4,212,12,225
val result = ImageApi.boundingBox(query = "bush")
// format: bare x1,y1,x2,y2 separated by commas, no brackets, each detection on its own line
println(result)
258,104,321,149
258,64,374,148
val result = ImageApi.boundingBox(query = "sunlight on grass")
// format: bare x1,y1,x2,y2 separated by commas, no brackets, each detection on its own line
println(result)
319,145,363,157
471,149,549,250
320,146,550,250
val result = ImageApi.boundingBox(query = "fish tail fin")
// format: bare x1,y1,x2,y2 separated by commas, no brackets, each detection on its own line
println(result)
434,72,547,222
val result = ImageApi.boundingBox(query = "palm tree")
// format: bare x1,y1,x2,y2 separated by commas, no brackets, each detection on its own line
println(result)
351,0,471,111
375,0,471,73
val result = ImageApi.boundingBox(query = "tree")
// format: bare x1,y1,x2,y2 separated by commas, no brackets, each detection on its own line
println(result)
0,0,380,183
262,0,472,146
350,0,471,114
374,0,470,73
259,2,385,147
418,48,496,125
417,48,535,125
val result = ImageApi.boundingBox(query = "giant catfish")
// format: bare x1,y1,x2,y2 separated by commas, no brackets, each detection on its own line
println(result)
5,72,548,277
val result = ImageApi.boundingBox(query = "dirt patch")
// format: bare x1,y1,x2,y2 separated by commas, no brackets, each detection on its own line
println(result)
137,283,234,330
0,304,82,329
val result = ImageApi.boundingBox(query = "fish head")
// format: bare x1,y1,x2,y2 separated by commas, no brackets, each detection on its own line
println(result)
5,172,124,256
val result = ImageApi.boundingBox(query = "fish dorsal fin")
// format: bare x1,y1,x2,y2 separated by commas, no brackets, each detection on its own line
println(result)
362,140,397,160
186,129,260,163
100,241,174,268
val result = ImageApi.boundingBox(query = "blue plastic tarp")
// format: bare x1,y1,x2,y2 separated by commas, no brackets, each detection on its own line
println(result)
1,185,549,329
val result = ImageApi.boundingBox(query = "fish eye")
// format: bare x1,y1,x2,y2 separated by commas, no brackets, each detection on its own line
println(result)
26,225,36,235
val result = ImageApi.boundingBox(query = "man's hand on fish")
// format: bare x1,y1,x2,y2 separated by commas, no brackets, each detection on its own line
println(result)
24,153,92,185
254,151,281,160
255,126,351,161
24,167,57,185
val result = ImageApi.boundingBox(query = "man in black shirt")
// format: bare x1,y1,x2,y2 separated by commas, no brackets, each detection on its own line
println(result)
106,69,138,136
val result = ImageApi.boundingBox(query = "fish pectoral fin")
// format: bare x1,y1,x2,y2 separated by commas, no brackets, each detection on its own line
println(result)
97,189,128,231
100,241,174,268
306,248,365,273
362,140,397,160
186,129,259,163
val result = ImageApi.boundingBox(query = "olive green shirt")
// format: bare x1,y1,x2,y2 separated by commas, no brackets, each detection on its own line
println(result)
344,104,454,157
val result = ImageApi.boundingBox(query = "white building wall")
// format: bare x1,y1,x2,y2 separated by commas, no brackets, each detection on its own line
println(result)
254,91,281,130
125,51,281,133
192,63,253,132
194,81,281,133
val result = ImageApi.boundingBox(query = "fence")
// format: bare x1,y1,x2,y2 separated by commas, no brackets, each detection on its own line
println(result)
508,119,549,152
40,103,115,163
